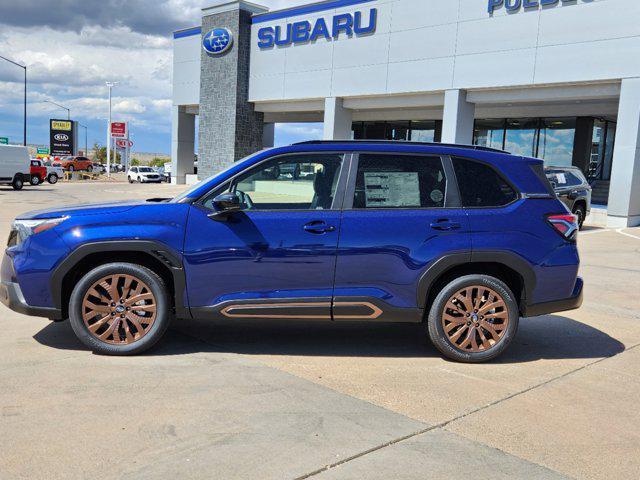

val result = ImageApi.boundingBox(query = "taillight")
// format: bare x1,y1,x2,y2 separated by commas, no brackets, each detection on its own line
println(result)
546,214,578,241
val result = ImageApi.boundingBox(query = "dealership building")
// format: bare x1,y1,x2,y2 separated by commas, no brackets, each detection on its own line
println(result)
172,0,640,227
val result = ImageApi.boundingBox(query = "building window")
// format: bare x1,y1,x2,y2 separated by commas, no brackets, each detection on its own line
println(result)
538,118,576,168
504,118,539,157
474,119,506,151
352,121,441,142
590,119,616,181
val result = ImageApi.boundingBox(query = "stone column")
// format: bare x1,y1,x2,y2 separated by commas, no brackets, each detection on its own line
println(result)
441,89,475,145
608,78,640,228
198,1,267,180
171,106,195,185
323,97,353,140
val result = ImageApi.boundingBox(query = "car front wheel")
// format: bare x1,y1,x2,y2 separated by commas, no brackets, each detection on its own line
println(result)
68,263,171,355
427,274,519,363
47,173,58,184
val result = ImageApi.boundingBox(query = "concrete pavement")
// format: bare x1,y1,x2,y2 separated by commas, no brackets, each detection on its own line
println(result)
0,181,638,479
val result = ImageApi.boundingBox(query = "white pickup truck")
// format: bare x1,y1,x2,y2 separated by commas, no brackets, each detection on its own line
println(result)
42,160,64,184
0,145,31,190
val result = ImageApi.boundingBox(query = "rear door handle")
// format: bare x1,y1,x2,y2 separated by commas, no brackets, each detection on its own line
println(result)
304,221,336,234
430,219,461,231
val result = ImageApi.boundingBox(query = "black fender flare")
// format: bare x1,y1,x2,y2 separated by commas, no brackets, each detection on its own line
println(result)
416,250,536,309
50,240,188,318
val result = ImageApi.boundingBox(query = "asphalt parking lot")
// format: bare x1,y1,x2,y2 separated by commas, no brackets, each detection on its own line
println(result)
1,181,639,480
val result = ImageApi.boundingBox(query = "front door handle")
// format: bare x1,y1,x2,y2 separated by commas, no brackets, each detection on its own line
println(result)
430,219,461,231
304,221,336,234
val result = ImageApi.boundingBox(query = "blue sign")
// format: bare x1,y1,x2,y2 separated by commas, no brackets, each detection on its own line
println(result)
202,28,233,55
488,0,562,14
257,8,377,49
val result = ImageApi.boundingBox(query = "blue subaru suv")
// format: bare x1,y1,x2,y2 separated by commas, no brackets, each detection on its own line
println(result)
1,141,583,362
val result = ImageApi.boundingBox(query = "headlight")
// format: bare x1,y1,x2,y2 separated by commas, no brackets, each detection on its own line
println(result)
8,216,69,247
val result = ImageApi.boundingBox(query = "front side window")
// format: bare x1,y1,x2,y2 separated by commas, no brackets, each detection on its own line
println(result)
204,154,344,211
453,157,518,208
353,154,447,209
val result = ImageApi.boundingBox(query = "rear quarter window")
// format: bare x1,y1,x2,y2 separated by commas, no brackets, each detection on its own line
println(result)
452,157,518,208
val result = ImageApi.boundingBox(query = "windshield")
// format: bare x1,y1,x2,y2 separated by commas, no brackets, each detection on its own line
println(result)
139,167,153,172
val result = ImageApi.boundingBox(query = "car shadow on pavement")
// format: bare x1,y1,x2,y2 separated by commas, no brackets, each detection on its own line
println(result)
33,314,626,363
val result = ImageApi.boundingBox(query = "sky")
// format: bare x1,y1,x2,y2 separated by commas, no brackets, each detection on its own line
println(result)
0,0,322,154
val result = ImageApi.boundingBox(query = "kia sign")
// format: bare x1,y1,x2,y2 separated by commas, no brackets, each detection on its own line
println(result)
49,119,76,156
115,139,133,148
111,122,127,138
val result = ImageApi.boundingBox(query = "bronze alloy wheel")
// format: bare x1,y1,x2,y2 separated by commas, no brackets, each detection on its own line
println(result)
441,285,509,353
81,274,157,345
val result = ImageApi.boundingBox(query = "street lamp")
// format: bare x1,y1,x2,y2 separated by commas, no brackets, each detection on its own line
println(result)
45,100,70,120
105,81,118,177
0,55,27,146
78,123,88,156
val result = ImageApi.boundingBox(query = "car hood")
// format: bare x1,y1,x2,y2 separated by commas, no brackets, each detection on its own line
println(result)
17,200,147,220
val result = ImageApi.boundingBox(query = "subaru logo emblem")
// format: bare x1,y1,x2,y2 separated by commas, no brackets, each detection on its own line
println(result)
202,28,233,55
54,134,69,141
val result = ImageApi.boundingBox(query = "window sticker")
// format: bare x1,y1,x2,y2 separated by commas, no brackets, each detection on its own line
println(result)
555,173,567,185
364,172,420,207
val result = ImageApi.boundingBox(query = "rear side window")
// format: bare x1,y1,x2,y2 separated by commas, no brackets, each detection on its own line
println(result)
546,169,585,188
354,154,447,209
453,157,518,208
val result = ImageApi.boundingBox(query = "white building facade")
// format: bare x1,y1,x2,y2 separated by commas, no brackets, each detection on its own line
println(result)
172,0,640,227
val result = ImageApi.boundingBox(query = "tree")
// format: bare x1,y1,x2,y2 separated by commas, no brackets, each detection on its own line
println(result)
131,158,140,166
150,157,167,168
93,143,121,163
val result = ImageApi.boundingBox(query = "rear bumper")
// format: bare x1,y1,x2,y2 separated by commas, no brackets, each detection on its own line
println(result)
0,280,62,320
523,277,584,317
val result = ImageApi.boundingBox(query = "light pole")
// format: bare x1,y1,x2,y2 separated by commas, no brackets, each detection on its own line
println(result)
78,123,88,156
0,55,27,146
105,82,117,177
45,100,70,120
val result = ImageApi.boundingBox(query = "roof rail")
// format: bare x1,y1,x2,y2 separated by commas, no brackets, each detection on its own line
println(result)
292,140,510,154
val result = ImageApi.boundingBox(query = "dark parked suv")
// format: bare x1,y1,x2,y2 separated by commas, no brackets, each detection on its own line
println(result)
1,141,582,363
545,166,592,229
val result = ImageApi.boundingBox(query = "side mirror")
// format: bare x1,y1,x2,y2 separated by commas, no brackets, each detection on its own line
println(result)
208,192,242,220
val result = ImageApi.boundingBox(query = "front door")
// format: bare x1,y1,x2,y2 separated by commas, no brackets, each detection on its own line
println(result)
183,153,347,320
333,153,471,322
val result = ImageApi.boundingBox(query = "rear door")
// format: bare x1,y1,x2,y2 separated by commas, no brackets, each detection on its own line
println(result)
333,152,471,321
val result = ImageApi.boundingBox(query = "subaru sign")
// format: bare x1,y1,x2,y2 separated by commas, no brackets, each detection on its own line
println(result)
202,28,233,55
257,8,377,49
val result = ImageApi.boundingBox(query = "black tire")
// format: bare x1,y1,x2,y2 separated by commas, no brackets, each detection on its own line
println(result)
427,275,519,363
30,175,40,186
12,175,23,191
87,165,93,172
128,176,133,184
68,263,172,356
573,204,586,230
68,165,74,172
47,173,58,185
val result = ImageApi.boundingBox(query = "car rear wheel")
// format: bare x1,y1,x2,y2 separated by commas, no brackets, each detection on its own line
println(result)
68,263,171,355
47,173,58,184
30,175,40,186
427,275,519,363
12,175,24,191
87,165,93,172
573,204,586,230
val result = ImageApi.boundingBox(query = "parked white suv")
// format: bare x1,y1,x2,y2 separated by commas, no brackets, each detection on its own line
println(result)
0,145,31,190
127,166,162,183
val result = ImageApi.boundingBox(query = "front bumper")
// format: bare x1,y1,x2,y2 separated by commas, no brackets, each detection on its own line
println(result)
0,281,62,320
523,277,584,317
